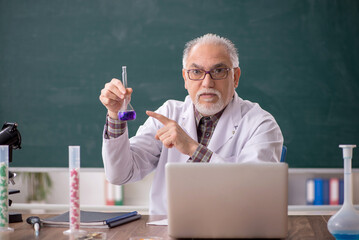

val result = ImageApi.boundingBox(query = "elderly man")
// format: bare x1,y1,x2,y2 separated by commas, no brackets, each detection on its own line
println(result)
99,33,283,215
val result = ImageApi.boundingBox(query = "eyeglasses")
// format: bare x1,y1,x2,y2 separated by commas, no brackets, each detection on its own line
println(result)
186,68,232,81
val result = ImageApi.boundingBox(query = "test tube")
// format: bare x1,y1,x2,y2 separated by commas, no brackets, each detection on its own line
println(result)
63,146,86,236
0,145,14,232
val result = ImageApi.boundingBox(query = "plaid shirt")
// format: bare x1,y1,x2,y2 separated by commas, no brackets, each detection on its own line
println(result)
104,107,224,162
104,115,126,139
188,108,224,162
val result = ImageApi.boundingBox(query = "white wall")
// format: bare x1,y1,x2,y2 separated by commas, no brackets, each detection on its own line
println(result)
9,168,359,212
10,169,154,207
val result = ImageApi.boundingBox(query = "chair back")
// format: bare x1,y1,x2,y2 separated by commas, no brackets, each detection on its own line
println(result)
280,145,287,162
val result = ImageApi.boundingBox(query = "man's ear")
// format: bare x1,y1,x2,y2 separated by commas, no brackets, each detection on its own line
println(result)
234,67,241,88
183,69,188,90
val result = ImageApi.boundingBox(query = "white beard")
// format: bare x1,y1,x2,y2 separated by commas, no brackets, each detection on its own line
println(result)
194,89,225,116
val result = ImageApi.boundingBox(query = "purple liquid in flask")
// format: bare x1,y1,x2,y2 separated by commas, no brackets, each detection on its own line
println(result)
118,110,136,121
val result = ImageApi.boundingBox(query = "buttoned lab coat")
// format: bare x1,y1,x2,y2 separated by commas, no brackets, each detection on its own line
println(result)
102,92,284,215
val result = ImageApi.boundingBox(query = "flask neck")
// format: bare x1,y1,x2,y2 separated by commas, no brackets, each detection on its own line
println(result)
343,157,354,207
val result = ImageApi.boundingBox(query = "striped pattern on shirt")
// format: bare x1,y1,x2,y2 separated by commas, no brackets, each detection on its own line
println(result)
189,108,224,162
104,115,126,139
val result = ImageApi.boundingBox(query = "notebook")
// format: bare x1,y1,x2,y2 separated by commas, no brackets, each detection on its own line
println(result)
42,210,141,228
166,162,288,239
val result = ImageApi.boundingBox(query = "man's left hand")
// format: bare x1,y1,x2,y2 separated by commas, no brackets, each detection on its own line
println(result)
146,111,199,156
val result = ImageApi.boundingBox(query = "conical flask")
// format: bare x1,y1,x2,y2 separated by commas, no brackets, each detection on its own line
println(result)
118,66,136,121
327,144,359,240
118,97,136,121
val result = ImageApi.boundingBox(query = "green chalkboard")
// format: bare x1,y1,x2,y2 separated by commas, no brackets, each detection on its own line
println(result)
1,0,358,168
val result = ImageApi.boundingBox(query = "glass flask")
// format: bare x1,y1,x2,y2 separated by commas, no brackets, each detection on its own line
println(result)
327,144,359,240
118,66,136,121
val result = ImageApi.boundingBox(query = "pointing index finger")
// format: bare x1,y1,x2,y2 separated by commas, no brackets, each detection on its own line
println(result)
146,111,171,125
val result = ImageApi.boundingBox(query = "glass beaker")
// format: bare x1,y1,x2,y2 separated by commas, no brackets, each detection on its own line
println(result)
327,144,359,239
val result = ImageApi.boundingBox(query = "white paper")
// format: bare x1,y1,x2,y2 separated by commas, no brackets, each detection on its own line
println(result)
146,218,168,226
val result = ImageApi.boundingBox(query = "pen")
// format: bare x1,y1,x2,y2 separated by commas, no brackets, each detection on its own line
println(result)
105,211,138,224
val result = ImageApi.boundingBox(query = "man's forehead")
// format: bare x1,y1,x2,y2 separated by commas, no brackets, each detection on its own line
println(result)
186,43,231,67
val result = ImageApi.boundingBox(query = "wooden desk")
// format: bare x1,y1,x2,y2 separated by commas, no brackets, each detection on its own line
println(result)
0,214,334,240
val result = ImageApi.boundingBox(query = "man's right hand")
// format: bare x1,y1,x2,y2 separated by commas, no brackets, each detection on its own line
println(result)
99,78,133,120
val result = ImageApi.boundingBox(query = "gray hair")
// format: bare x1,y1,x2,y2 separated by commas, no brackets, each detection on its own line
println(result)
182,33,239,69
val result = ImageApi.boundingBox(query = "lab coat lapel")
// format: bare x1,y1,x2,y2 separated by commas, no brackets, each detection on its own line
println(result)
208,93,242,153
179,103,197,141
177,99,197,162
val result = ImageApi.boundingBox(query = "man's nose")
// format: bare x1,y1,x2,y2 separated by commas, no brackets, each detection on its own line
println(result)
201,73,215,88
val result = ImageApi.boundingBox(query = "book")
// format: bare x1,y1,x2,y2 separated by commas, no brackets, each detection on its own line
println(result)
329,178,339,205
105,180,115,206
322,179,329,205
339,178,344,204
42,210,140,229
313,178,324,205
114,185,123,206
306,179,315,205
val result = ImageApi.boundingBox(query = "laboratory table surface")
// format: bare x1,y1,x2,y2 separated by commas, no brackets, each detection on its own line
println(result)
0,214,335,240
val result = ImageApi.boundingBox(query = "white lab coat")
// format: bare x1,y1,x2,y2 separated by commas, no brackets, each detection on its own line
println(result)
102,92,283,215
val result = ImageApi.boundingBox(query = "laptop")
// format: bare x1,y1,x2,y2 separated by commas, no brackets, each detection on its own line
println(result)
166,162,288,239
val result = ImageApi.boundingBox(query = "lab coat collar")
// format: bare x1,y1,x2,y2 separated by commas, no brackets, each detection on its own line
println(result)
208,92,242,152
179,96,198,142
179,92,242,154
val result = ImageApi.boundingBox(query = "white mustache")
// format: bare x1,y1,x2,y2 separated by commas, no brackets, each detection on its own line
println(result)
196,89,221,101
194,88,224,115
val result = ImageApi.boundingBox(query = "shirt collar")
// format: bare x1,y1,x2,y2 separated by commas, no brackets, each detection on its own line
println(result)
194,105,225,126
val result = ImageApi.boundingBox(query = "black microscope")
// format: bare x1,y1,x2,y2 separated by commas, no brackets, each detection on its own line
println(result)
0,122,23,223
